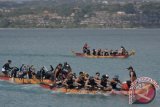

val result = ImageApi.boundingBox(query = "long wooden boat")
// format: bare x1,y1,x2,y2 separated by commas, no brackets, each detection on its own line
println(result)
40,83,157,104
40,83,126,95
72,50,135,58
0,73,52,84
0,73,157,104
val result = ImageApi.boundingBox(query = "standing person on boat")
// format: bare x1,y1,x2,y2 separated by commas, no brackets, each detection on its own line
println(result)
83,43,89,54
2,60,13,76
126,66,137,88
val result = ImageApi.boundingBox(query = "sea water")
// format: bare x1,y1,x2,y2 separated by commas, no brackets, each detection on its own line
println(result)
0,28,160,107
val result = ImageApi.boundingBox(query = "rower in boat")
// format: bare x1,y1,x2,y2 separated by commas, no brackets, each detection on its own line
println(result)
36,66,46,80
10,67,19,78
75,75,85,89
74,72,87,89
44,65,54,79
92,49,96,56
2,60,12,76
62,62,72,79
104,49,109,56
110,75,122,91
100,74,112,91
50,63,63,87
94,72,101,86
63,73,75,89
85,76,98,90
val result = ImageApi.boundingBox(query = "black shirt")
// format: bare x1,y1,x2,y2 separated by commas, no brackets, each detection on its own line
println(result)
3,63,11,71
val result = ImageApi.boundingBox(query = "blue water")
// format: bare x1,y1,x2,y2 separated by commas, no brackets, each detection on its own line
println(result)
0,28,160,107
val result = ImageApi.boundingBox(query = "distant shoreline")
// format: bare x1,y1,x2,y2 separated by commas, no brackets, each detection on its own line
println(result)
1,27,160,30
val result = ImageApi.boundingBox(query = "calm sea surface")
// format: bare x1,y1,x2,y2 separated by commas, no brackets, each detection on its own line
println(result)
0,28,160,107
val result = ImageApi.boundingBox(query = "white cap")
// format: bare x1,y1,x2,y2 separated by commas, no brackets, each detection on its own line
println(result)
106,74,109,78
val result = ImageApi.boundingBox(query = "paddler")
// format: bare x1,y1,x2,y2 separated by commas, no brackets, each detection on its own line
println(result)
50,63,63,87
2,60,12,76
110,75,122,91
10,67,19,78
75,72,86,89
100,74,112,91
85,76,98,90
63,73,75,89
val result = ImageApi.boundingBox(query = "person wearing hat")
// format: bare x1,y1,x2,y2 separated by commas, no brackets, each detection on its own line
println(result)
110,75,122,91
2,60,13,75
126,66,137,88
100,74,112,91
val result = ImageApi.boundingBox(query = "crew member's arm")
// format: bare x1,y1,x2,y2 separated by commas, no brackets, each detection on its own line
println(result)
54,69,58,81
85,80,91,88
62,79,68,87
75,78,82,86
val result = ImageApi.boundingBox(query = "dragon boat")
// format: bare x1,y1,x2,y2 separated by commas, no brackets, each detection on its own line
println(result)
72,50,135,58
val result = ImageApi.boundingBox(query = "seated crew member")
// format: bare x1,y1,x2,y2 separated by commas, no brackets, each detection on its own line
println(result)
2,60,12,76
94,72,101,85
36,66,46,80
104,49,109,56
11,67,19,78
45,65,54,79
84,73,89,81
92,49,96,56
120,46,127,55
18,65,28,79
50,63,63,87
100,74,112,91
86,49,91,55
75,72,86,89
97,49,102,56
28,65,35,79
63,73,75,89
85,76,98,90
62,62,72,79
110,75,122,91
110,50,113,56
113,50,118,56
53,63,63,80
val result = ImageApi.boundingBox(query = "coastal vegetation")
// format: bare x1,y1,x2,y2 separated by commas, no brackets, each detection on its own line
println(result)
0,0,160,28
